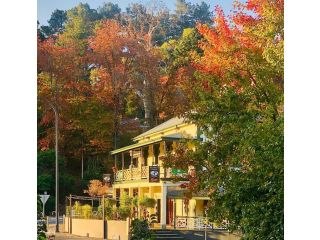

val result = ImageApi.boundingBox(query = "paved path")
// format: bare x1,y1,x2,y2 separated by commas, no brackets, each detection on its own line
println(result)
177,230,241,240
54,232,102,240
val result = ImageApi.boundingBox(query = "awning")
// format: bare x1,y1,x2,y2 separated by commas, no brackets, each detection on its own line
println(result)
110,138,163,155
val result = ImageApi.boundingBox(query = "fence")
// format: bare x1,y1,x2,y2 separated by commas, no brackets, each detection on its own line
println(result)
65,194,130,240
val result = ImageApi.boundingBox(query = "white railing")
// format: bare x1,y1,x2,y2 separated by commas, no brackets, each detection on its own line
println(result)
175,216,219,230
114,166,173,182
115,166,149,181
141,166,148,179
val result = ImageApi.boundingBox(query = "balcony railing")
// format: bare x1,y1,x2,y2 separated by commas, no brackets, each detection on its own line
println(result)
175,216,227,230
114,166,172,182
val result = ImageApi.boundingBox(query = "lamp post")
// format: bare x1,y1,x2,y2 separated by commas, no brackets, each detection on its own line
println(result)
45,101,59,232
54,104,59,232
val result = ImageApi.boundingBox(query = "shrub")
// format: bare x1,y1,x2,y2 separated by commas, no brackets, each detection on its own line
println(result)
81,204,92,219
74,201,81,216
37,196,47,240
120,192,132,206
119,206,131,220
132,196,139,207
139,196,156,208
130,219,154,240
98,198,117,220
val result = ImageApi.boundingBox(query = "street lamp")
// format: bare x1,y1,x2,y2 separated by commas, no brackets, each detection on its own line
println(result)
45,101,59,232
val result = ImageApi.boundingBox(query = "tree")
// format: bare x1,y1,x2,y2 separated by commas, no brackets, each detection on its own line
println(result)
172,0,212,39
48,9,67,33
159,28,201,117
130,219,153,240
89,19,151,146
163,1,284,239
97,2,121,19
84,179,108,197
61,3,99,43
37,150,76,213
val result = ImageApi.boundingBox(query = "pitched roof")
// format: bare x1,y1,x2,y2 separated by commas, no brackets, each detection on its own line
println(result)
110,138,162,155
133,117,186,141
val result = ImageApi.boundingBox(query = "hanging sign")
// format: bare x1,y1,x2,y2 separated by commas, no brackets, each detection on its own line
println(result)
171,169,186,176
149,166,160,182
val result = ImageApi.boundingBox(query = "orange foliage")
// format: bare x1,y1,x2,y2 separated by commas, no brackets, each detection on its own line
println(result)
84,180,109,197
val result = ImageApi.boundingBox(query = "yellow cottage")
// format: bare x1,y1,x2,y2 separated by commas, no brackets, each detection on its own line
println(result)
111,117,210,229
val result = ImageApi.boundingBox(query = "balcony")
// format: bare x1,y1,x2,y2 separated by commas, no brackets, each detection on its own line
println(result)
114,166,173,182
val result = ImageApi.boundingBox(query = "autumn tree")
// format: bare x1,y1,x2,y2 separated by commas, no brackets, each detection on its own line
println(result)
159,27,201,117
89,20,143,148
38,11,114,188
163,0,284,239
84,180,109,197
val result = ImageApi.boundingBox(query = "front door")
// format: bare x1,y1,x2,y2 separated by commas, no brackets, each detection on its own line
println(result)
157,199,161,223
166,198,174,225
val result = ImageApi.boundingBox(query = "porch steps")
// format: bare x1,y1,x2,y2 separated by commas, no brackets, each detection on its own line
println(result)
152,230,184,240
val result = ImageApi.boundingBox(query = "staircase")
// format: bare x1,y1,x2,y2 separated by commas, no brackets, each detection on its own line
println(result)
152,229,184,240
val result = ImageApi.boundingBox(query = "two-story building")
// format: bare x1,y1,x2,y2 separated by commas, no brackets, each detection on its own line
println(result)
111,117,210,229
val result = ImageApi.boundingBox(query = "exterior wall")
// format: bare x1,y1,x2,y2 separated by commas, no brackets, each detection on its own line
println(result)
176,199,184,216
174,199,205,218
106,220,129,240
64,218,103,238
189,199,197,217
64,217,129,240
196,200,204,217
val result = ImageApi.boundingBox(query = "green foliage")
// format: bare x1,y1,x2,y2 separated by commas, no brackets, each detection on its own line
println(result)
62,3,99,42
98,198,117,220
139,196,156,208
161,28,200,70
118,206,131,220
71,201,93,219
173,0,212,37
97,2,121,19
48,9,67,33
132,196,139,207
37,174,54,194
81,204,93,219
120,192,132,207
130,219,154,240
74,201,82,216
117,192,132,220
37,196,47,240
37,150,77,214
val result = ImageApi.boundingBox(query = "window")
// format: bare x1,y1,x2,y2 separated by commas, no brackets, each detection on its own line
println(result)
154,144,160,165
143,147,149,166
165,141,173,153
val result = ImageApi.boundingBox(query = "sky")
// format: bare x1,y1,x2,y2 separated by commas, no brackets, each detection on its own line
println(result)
37,0,237,25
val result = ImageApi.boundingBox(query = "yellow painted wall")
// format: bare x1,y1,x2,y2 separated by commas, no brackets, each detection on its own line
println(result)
176,199,183,216
64,218,103,238
195,200,204,217
64,217,129,240
106,220,129,240
189,199,196,217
